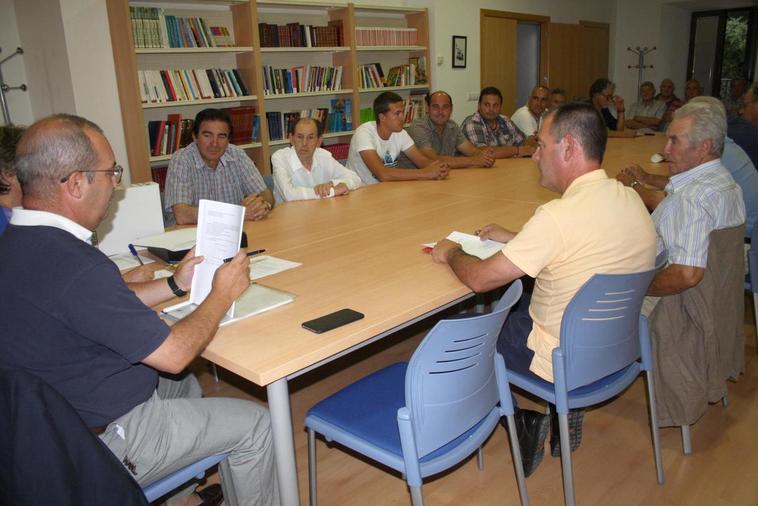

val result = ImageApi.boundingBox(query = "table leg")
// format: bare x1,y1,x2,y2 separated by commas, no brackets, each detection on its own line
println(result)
267,378,301,506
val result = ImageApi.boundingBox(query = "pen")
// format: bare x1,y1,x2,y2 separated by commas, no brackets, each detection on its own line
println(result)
223,249,266,263
128,243,144,266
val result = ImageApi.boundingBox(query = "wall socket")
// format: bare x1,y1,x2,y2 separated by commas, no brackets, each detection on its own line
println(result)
467,92,478,101
436,55,444,66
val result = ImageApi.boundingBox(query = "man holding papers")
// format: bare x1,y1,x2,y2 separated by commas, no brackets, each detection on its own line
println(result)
431,103,656,477
0,115,279,505
165,108,275,225
272,117,362,201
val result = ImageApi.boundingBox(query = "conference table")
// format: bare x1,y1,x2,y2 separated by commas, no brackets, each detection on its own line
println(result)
200,134,667,505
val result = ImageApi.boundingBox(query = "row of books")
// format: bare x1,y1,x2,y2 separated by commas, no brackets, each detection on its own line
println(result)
262,65,343,95
266,100,353,141
147,115,193,157
138,68,250,104
258,21,343,48
355,27,418,46
385,59,428,87
130,7,233,49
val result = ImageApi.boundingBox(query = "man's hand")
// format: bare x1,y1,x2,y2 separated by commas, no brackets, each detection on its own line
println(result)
420,160,450,180
333,182,350,196
431,238,461,264
616,171,636,187
210,249,251,305
475,223,515,243
613,95,625,111
518,144,536,157
241,194,271,221
622,164,649,184
173,246,204,292
121,265,154,283
313,182,334,198
475,149,496,167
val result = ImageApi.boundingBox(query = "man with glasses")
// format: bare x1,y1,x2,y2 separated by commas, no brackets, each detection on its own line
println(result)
589,78,626,131
0,114,280,506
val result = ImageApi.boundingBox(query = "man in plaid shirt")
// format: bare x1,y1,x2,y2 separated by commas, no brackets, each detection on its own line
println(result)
461,86,536,159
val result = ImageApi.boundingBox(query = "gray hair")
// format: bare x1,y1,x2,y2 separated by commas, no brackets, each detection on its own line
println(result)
640,81,655,90
672,100,726,156
15,114,103,198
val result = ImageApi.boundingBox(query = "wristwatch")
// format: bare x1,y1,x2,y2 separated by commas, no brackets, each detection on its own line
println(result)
167,275,187,297
630,180,641,189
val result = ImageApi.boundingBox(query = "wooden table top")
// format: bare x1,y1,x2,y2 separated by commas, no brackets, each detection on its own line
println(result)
200,134,668,385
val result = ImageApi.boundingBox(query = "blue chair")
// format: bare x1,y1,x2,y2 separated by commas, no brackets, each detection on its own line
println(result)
505,271,663,506
305,280,528,506
745,227,758,332
141,453,228,503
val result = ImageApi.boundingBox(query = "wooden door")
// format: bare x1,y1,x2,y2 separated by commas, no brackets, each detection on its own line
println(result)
481,15,518,114
547,20,609,101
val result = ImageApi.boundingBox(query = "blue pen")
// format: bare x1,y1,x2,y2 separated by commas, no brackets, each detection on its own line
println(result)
128,243,145,265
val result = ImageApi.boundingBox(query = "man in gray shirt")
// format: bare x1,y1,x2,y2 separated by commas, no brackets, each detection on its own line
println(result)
402,90,495,169
626,81,666,130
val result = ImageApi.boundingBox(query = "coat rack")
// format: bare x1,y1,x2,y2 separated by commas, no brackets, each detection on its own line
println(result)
627,46,656,100
0,47,27,125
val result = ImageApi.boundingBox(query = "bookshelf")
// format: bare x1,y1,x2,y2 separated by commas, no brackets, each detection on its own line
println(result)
107,1,430,183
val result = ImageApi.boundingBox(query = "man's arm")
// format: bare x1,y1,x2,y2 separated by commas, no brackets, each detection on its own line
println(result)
127,248,202,307
488,144,535,159
431,239,525,293
627,116,662,129
417,145,493,168
141,250,251,374
241,188,274,221
616,168,667,211
359,148,448,181
173,203,199,225
647,263,705,296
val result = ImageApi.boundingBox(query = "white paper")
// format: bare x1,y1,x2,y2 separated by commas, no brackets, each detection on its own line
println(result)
135,228,197,251
424,231,506,260
153,269,174,280
190,200,245,318
109,252,156,270
249,255,302,281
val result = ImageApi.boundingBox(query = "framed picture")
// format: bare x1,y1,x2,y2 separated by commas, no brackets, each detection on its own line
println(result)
452,35,467,68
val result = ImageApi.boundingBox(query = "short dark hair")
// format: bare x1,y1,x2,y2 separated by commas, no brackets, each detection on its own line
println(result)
478,86,503,104
0,125,25,194
292,116,323,137
589,78,612,98
550,87,566,97
548,102,608,163
193,108,233,139
425,90,453,107
373,91,404,123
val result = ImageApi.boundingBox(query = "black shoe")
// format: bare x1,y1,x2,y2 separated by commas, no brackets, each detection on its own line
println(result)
197,483,224,506
550,409,585,457
515,409,550,477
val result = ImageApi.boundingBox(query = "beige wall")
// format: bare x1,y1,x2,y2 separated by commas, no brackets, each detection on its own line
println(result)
0,0,33,126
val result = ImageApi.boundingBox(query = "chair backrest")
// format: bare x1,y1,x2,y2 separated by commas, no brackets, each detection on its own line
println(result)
404,280,522,458
558,270,655,392
748,226,758,293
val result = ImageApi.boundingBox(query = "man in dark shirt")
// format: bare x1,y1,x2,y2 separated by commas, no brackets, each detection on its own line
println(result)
0,114,280,506
728,81,758,169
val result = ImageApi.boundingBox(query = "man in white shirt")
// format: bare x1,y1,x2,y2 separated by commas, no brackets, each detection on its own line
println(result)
272,118,362,202
346,91,449,184
511,85,550,137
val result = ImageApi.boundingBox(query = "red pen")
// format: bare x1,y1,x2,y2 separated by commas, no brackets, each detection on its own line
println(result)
422,247,433,254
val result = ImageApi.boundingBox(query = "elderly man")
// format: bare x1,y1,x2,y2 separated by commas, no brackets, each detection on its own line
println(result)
548,88,567,111
511,85,550,137
272,117,362,201
728,81,758,169
0,114,280,506
684,79,704,102
346,91,449,184
619,96,758,237
723,78,748,119
432,103,656,476
626,81,667,130
165,108,275,225
589,78,626,131
402,90,495,169
656,78,683,131
462,86,536,159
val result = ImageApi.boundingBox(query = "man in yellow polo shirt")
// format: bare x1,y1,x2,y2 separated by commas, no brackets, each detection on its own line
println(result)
432,102,656,476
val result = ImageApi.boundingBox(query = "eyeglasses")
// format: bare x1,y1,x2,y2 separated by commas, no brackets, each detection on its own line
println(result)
60,165,123,184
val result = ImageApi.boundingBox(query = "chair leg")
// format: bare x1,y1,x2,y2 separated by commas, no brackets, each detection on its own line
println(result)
558,413,576,506
211,362,219,383
477,446,484,471
504,414,530,506
645,371,665,484
753,292,758,335
722,395,729,408
681,425,692,455
308,428,317,506
409,485,424,506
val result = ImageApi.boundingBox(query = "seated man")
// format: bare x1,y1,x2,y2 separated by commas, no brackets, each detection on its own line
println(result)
684,79,704,102
165,108,274,225
723,78,748,119
619,96,758,237
589,78,626,131
625,81,666,130
728,81,758,169
432,103,656,476
511,85,550,137
272,117,362,201
656,78,683,131
402,90,495,169
0,125,25,234
461,86,536,159
548,88,567,112
618,100,744,311
346,91,449,184
0,114,280,506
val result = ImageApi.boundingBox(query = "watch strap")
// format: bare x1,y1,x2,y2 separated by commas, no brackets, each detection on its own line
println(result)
167,275,187,297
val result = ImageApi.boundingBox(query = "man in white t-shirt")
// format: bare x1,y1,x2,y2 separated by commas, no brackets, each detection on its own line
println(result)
511,85,549,137
272,118,362,202
346,91,449,184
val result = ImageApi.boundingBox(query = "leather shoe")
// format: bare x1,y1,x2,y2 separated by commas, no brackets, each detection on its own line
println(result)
196,483,223,506
515,409,550,477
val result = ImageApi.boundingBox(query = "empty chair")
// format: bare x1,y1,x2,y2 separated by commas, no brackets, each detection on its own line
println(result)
505,270,663,506
305,280,528,506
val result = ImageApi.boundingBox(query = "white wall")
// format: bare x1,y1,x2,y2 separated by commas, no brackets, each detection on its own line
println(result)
0,0,33,126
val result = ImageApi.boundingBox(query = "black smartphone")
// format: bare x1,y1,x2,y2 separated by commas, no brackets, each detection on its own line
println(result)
302,309,365,334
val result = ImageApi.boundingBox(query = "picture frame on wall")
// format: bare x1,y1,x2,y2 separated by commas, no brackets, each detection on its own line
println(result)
452,35,467,68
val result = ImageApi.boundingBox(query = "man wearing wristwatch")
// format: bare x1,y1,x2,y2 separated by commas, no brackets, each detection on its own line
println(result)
164,108,274,225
